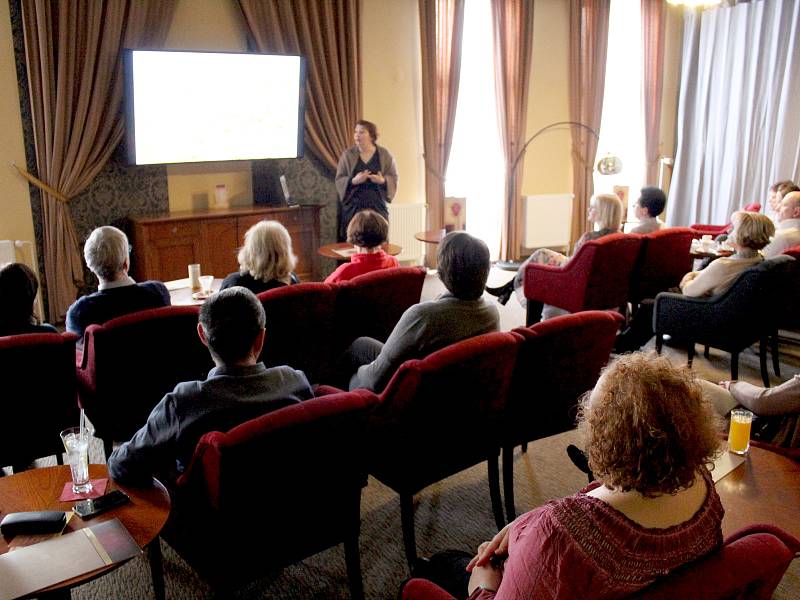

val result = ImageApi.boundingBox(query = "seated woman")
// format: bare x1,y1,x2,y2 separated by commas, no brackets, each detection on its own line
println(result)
221,220,299,295
700,376,800,448
324,209,399,283
486,193,623,307
463,352,723,599
615,210,775,352
0,263,57,336
66,226,170,339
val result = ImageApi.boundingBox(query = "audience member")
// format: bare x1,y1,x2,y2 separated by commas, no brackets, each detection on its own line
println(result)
108,286,313,485
66,226,170,338
615,211,774,351
220,220,299,295
629,186,666,234
700,376,799,448
762,190,800,258
0,263,56,336
461,353,723,599
767,180,800,215
325,209,399,283
486,193,624,309
345,231,498,392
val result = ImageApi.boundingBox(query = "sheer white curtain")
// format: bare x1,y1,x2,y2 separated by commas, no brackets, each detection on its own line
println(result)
668,0,800,227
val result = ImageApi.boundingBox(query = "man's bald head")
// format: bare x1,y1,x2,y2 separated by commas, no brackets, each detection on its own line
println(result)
778,191,800,222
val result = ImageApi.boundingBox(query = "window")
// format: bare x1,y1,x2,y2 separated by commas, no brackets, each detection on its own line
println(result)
593,0,646,227
445,0,505,259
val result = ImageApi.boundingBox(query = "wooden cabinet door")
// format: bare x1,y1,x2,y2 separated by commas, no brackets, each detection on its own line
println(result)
146,221,202,281
200,218,239,279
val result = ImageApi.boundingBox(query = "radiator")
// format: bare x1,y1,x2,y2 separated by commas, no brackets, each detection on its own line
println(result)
0,239,45,321
388,202,425,264
524,194,574,250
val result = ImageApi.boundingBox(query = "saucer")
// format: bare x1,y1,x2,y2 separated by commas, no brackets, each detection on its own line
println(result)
192,290,215,300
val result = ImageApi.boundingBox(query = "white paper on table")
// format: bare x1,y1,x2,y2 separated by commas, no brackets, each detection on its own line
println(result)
165,278,191,291
710,451,746,483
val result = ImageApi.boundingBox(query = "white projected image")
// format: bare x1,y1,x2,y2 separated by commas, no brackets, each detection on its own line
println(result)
130,51,302,165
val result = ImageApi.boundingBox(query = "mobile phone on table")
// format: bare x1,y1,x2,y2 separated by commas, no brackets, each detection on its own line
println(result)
73,490,130,520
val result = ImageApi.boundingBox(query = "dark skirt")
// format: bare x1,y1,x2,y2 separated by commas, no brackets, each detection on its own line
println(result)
339,187,389,242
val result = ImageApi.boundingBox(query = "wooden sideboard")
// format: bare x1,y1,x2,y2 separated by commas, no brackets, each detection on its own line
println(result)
129,205,322,283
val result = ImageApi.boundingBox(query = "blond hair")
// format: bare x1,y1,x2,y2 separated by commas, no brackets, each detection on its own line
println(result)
592,193,624,231
730,211,774,250
237,220,296,284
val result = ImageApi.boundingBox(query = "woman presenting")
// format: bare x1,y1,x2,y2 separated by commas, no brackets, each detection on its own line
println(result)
335,120,398,241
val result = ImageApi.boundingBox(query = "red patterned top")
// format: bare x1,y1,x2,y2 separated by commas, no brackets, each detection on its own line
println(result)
324,250,400,283
470,469,723,600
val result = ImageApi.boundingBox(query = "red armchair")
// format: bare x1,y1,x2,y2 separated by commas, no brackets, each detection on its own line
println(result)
368,331,521,568
0,332,79,471
691,201,762,237
503,311,622,520
399,524,800,600
76,306,212,458
257,282,339,384
335,266,426,350
523,232,643,325
628,227,695,307
163,390,380,598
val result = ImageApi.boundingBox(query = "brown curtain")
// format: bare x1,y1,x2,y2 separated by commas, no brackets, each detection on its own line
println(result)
491,0,534,262
20,0,177,321
642,0,666,186
419,0,465,266
237,0,361,173
568,0,610,245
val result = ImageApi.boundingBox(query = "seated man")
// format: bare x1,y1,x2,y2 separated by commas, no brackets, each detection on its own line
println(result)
108,286,314,485
66,226,170,338
346,231,499,392
763,190,800,258
629,186,666,234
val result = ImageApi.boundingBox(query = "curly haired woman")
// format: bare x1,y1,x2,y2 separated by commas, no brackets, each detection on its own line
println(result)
464,352,723,599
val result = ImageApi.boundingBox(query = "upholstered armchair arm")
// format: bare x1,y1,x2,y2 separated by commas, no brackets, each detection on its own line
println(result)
400,578,458,600
523,260,587,312
652,291,715,336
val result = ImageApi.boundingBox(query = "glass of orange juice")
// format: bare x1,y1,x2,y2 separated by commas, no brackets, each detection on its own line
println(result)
728,409,753,455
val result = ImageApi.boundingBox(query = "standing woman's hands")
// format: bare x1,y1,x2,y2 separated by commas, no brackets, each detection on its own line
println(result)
367,171,386,185
352,170,371,185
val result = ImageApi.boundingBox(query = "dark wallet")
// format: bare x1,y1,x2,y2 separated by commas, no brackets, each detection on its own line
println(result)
0,511,67,536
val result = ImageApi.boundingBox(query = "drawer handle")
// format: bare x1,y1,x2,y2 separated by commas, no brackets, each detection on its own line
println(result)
171,226,177,234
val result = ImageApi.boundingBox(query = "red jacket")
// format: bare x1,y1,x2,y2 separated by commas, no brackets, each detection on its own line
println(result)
324,250,400,283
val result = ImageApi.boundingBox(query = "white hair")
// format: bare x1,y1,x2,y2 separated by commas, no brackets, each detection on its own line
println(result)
84,226,129,282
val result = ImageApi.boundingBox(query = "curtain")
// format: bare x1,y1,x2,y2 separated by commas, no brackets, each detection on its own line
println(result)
419,0,465,267
237,0,361,174
641,0,665,186
669,0,800,227
491,0,534,262
568,0,610,245
20,0,177,322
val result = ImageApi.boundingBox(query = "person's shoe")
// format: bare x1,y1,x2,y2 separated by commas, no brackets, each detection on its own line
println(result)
566,444,593,481
486,280,514,306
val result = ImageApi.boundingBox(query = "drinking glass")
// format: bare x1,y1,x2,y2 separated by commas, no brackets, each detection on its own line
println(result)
60,427,92,494
728,409,754,455
188,264,202,291
200,275,214,295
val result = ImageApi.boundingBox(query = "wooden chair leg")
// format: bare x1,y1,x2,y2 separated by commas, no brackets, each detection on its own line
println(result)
145,537,165,600
344,535,364,600
399,493,417,571
526,301,544,326
731,351,739,381
487,451,505,530
687,343,695,368
759,339,770,388
704,344,710,358
520,442,527,453
655,334,663,354
771,333,781,378
502,446,516,522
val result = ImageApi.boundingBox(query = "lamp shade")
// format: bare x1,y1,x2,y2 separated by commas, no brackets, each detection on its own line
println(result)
596,154,623,176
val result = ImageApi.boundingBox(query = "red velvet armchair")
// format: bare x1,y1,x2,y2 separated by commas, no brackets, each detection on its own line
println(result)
76,306,212,458
368,331,521,568
335,266,426,350
0,332,79,471
399,524,800,600
503,311,622,520
522,233,643,325
257,282,339,384
690,201,762,237
628,227,695,307
163,390,380,598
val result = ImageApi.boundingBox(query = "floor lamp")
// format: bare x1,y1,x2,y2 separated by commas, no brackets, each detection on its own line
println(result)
496,121,621,271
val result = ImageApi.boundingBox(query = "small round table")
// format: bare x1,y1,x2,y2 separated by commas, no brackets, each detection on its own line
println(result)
415,229,447,244
715,445,800,539
318,242,402,261
0,464,170,599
